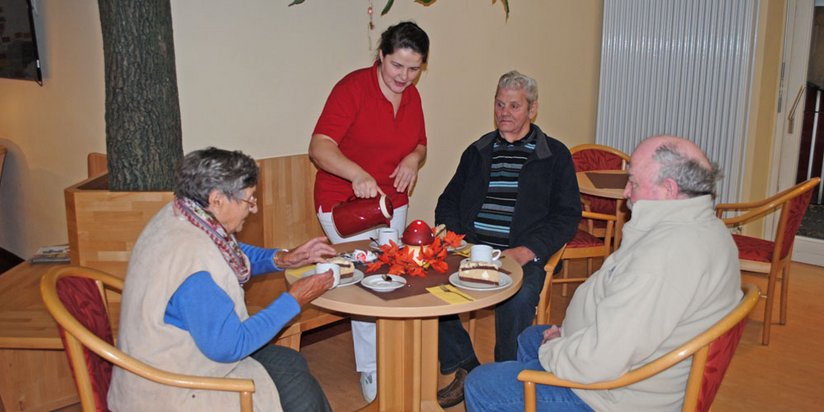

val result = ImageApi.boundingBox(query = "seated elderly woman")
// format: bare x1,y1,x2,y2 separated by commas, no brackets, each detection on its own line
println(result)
107,147,336,411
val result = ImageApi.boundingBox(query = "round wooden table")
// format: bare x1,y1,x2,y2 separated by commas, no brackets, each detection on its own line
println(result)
576,170,629,248
286,240,523,412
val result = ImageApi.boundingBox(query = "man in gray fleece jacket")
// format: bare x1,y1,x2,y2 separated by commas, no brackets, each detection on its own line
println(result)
464,136,742,411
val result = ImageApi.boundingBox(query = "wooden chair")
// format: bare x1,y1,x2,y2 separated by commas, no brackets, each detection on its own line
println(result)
558,211,617,296
536,245,567,325
519,283,761,412
570,144,630,243
715,177,820,345
40,265,255,412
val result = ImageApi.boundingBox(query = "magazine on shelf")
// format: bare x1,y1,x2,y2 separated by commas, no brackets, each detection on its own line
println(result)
30,244,70,264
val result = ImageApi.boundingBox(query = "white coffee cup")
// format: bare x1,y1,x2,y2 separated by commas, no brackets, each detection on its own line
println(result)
377,228,399,246
470,244,502,263
315,262,340,288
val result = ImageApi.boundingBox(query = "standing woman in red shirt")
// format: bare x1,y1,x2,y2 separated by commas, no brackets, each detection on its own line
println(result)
308,21,429,403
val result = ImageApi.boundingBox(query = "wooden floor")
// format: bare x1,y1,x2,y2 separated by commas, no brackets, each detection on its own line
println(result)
300,260,824,412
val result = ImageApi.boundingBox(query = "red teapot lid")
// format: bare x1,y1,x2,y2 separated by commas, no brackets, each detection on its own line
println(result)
402,220,434,246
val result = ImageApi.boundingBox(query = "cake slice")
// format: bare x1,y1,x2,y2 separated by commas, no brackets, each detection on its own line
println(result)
458,260,500,286
328,257,355,280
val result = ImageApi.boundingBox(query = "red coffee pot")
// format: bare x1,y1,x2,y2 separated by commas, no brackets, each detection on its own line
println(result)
332,195,394,237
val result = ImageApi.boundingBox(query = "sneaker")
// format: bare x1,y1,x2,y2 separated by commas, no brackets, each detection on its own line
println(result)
360,371,377,403
437,368,468,408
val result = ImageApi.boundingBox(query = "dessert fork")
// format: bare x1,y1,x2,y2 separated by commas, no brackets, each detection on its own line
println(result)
439,284,473,301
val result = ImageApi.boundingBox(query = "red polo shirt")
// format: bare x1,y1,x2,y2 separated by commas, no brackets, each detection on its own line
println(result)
313,62,427,212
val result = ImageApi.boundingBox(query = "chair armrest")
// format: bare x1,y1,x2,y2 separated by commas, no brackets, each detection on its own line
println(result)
718,202,782,227
581,211,617,222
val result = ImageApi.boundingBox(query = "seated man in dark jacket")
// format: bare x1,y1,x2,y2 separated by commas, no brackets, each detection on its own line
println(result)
434,70,581,408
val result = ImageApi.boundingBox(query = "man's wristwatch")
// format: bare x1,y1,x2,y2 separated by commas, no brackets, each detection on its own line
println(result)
274,249,289,268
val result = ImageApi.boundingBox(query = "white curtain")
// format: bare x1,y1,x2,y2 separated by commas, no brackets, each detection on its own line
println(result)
596,0,759,204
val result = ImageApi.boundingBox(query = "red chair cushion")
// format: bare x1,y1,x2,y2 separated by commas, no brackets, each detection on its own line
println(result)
56,276,113,412
696,318,748,412
568,230,603,248
731,234,773,263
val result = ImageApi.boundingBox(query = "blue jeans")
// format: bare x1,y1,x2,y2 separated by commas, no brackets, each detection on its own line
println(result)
439,262,547,373
251,345,332,412
464,325,593,411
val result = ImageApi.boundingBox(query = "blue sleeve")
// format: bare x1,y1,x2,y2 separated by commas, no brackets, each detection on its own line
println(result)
164,271,301,362
240,243,285,275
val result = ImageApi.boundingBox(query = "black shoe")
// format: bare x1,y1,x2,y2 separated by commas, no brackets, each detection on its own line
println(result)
437,368,468,408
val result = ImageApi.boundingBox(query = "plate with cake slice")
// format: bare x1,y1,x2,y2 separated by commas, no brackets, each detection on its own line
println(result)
449,272,512,291
460,258,502,269
449,259,512,291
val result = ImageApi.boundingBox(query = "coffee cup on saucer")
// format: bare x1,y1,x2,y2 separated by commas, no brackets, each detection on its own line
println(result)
470,244,502,263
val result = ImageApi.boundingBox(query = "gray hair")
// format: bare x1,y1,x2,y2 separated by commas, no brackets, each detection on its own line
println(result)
497,70,538,107
653,143,722,199
175,147,258,206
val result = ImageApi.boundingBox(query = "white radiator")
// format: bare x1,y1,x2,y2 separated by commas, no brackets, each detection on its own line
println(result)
596,0,759,204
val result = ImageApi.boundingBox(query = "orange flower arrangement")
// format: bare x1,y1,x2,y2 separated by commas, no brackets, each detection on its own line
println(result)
366,229,465,277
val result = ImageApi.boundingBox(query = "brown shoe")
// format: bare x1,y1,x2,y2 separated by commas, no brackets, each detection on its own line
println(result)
437,368,468,408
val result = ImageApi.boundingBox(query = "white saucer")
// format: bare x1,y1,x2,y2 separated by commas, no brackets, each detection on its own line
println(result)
304,268,364,287
449,272,512,291
447,240,469,252
460,258,502,269
369,241,404,250
361,274,407,292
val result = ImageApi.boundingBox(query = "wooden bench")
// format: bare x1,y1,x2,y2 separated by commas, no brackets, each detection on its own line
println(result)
67,153,344,351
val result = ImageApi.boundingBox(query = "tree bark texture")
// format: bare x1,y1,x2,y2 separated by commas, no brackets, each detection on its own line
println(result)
98,0,182,191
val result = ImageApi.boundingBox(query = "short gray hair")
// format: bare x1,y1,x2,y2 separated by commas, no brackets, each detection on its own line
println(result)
175,147,258,206
497,70,538,107
653,143,722,199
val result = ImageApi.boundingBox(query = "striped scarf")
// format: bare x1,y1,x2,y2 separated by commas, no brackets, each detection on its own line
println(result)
173,197,251,284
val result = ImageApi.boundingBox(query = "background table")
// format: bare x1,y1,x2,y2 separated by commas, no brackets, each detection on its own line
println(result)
0,262,82,411
576,170,629,248
286,240,523,412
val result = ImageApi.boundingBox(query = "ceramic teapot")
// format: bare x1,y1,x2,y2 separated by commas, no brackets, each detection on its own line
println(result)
332,195,394,237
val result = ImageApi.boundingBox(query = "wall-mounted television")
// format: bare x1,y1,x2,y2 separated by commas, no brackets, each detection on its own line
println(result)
0,0,42,85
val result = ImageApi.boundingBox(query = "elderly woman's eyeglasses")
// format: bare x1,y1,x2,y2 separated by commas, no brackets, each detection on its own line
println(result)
239,194,258,209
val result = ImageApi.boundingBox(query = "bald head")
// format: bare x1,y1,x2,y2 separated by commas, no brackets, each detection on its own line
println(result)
624,136,720,208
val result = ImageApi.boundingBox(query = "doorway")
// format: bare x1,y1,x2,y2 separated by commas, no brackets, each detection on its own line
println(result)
775,0,824,266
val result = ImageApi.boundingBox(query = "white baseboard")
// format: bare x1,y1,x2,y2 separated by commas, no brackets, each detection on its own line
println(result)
792,236,824,267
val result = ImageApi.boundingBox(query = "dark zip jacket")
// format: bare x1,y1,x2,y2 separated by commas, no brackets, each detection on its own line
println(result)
435,124,581,264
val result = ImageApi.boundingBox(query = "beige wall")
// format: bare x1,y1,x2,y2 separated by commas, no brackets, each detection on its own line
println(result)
0,0,604,258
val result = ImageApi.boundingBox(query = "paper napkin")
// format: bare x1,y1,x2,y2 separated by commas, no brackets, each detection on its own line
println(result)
427,285,475,304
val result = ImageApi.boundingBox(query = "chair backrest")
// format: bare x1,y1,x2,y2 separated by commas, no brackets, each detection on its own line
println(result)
46,268,119,411
683,284,759,412
693,314,748,412
571,144,630,216
41,265,255,412
775,179,818,260
570,144,630,173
